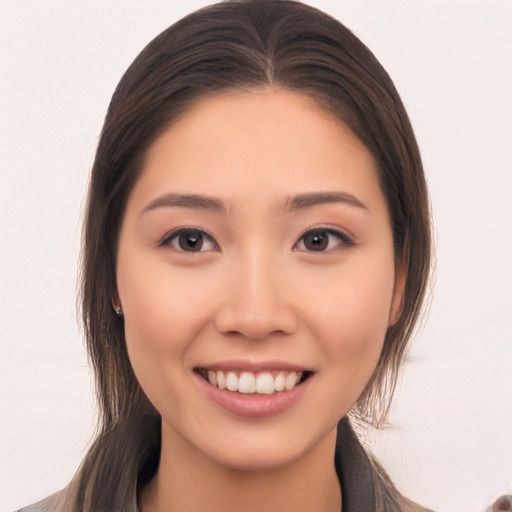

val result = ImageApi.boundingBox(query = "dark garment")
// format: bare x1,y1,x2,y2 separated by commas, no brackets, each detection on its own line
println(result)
336,416,377,511
15,417,376,512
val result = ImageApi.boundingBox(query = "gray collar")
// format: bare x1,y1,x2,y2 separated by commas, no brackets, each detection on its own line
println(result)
335,417,377,512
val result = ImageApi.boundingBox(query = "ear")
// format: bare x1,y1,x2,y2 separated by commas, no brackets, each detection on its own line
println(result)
389,248,407,326
112,294,123,316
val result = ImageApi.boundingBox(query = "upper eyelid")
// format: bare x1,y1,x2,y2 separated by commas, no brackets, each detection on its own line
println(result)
156,225,355,248
300,226,355,242
158,227,217,248
294,226,356,251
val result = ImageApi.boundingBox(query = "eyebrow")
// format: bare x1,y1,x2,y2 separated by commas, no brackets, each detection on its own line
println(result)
141,190,368,216
142,193,227,214
284,191,368,212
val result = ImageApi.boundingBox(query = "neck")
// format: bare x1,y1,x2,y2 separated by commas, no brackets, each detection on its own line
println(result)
140,422,341,512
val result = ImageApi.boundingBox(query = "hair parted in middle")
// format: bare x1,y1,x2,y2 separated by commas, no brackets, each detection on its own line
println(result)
75,1,432,509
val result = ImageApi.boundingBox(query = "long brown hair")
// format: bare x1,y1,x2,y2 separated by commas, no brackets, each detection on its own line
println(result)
68,1,432,509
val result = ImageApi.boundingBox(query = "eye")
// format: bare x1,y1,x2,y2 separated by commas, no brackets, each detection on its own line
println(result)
293,228,354,252
160,228,218,253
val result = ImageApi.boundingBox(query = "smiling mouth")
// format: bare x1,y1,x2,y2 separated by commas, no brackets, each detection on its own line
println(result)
195,369,312,395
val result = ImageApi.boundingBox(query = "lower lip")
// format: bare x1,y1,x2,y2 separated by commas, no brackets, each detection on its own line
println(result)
196,374,311,418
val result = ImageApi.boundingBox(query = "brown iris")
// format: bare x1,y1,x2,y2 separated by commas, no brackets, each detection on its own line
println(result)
178,229,204,251
302,230,329,251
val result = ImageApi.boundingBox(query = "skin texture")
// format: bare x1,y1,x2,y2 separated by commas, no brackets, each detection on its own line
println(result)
116,90,406,512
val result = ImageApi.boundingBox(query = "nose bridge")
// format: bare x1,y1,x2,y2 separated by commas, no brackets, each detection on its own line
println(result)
214,244,297,339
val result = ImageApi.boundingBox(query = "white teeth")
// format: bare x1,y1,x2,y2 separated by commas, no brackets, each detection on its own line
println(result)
226,371,238,392
204,369,306,394
216,371,226,390
207,370,217,387
255,372,274,394
238,372,256,393
285,371,298,391
274,372,285,392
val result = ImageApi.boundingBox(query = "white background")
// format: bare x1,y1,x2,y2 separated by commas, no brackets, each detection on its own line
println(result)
1,1,511,511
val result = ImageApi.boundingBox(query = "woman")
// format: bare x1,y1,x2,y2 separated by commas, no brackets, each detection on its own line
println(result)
18,0,433,510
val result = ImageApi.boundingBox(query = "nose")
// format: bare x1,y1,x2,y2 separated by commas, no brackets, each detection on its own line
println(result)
213,252,298,340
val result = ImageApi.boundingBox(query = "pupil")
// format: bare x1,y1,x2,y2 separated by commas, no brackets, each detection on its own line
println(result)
179,230,203,251
305,231,328,251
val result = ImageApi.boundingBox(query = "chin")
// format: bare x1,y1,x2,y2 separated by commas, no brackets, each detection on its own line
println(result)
211,447,306,473
199,424,334,474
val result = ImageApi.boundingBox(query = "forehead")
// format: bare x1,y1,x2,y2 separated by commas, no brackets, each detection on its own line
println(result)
129,89,384,215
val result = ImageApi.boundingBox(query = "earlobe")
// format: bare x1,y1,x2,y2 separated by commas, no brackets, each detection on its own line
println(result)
390,295,404,326
389,252,407,326
112,295,123,316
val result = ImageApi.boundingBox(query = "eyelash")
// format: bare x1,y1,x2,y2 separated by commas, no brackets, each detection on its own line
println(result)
159,228,218,253
158,227,355,254
293,227,355,253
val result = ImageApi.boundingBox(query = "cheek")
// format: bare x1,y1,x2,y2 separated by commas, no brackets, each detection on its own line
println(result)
301,254,396,375
117,262,218,421
120,258,214,345
117,258,216,395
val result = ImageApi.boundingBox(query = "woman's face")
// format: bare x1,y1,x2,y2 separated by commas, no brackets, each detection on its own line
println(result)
116,90,405,471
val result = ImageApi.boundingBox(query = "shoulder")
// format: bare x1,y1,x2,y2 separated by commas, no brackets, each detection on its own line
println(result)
337,417,435,512
14,491,64,512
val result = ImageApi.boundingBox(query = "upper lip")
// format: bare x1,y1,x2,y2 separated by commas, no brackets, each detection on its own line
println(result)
195,359,313,373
